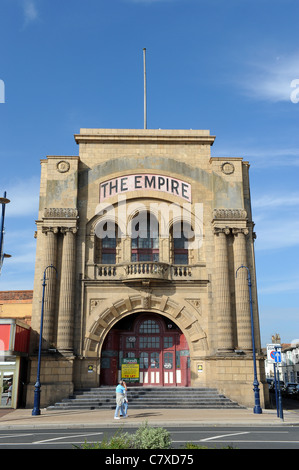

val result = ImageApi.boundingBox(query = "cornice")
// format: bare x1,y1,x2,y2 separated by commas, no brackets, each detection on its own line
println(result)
74,129,216,146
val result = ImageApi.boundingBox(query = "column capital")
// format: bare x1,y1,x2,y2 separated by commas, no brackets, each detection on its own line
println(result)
213,226,231,236
42,226,59,234
60,226,78,235
232,227,249,236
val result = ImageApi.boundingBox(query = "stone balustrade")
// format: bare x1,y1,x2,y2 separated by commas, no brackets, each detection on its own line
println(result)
125,262,169,280
88,262,206,282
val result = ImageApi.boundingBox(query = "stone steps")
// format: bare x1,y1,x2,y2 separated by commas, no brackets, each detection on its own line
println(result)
48,386,244,410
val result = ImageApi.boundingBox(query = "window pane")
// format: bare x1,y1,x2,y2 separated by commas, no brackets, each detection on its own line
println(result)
164,352,173,368
125,337,135,349
139,336,160,348
139,320,160,333
174,236,187,249
131,213,159,262
140,352,149,369
102,236,116,248
139,253,151,261
102,253,116,264
152,236,159,249
174,253,188,265
151,352,159,368
164,337,173,348
139,237,151,248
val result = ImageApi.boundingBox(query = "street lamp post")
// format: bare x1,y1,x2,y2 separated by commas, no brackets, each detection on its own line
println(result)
32,264,57,416
0,191,11,274
236,264,262,414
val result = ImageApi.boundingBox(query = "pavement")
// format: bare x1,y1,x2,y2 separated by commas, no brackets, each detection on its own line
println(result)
0,406,299,429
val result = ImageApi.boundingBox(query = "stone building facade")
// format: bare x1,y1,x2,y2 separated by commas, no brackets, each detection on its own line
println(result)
26,128,268,408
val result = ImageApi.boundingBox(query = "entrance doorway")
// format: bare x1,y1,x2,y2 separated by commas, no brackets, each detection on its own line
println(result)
0,362,17,408
100,313,190,386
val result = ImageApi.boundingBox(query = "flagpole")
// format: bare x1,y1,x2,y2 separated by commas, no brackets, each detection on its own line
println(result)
143,48,147,129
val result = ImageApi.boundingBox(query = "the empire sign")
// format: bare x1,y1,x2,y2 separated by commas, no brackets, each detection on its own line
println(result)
99,174,191,202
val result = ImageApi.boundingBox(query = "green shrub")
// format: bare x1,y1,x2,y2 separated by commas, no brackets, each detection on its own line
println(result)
183,442,209,449
76,421,235,450
182,442,235,450
77,429,133,449
132,421,172,449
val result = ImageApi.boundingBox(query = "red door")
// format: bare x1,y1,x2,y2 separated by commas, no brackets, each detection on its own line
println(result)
163,351,176,386
101,314,190,386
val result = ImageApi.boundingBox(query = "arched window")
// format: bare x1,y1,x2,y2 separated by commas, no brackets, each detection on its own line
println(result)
139,319,160,333
101,235,117,264
95,221,119,264
171,222,193,265
131,212,159,262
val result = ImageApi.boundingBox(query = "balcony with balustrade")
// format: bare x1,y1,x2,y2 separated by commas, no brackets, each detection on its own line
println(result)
85,261,208,284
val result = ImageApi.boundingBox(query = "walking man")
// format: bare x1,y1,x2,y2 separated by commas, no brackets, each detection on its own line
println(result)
120,380,128,417
114,380,127,420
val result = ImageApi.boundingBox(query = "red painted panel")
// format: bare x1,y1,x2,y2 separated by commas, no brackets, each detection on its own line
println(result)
0,325,12,351
14,325,30,353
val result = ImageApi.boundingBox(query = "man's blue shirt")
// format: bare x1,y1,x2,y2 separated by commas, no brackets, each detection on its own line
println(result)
116,384,125,394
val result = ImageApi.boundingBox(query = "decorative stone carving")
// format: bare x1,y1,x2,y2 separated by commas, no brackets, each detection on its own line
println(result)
56,160,70,173
232,227,249,236
221,162,235,175
42,226,59,235
213,226,231,236
185,298,201,314
44,208,78,218
213,209,247,220
142,294,151,309
61,226,78,235
90,299,105,315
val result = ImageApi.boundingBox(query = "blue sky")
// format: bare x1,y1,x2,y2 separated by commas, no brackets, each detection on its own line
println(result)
0,0,298,347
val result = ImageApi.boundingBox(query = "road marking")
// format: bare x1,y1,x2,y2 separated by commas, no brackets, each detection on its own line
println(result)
33,432,103,444
199,431,249,442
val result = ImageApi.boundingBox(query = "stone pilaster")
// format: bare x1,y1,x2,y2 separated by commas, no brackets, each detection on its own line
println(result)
41,227,58,348
214,227,234,352
57,227,77,353
232,228,252,350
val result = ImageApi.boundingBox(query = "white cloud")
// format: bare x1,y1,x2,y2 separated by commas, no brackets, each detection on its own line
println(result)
252,189,299,251
23,0,39,25
254,219,299,251
258,278,299,295
3,176,40,218
252,193,299,209
212,146,299,169
236,53,299,102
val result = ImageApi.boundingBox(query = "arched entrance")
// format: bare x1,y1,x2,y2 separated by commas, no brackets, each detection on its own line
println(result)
100,313,190,387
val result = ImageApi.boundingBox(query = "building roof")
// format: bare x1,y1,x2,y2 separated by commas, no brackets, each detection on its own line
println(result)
0,291,33,303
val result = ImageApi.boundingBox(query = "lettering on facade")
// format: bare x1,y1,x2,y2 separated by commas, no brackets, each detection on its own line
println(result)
99,174,191,202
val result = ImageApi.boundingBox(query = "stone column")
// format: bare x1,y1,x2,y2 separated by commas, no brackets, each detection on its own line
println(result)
233,228,252,350
41,227,58,348
57,227,77,353
214,227,234,352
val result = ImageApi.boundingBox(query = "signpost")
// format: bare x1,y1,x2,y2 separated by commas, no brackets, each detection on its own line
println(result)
267,344,281,363
267,344,283,420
